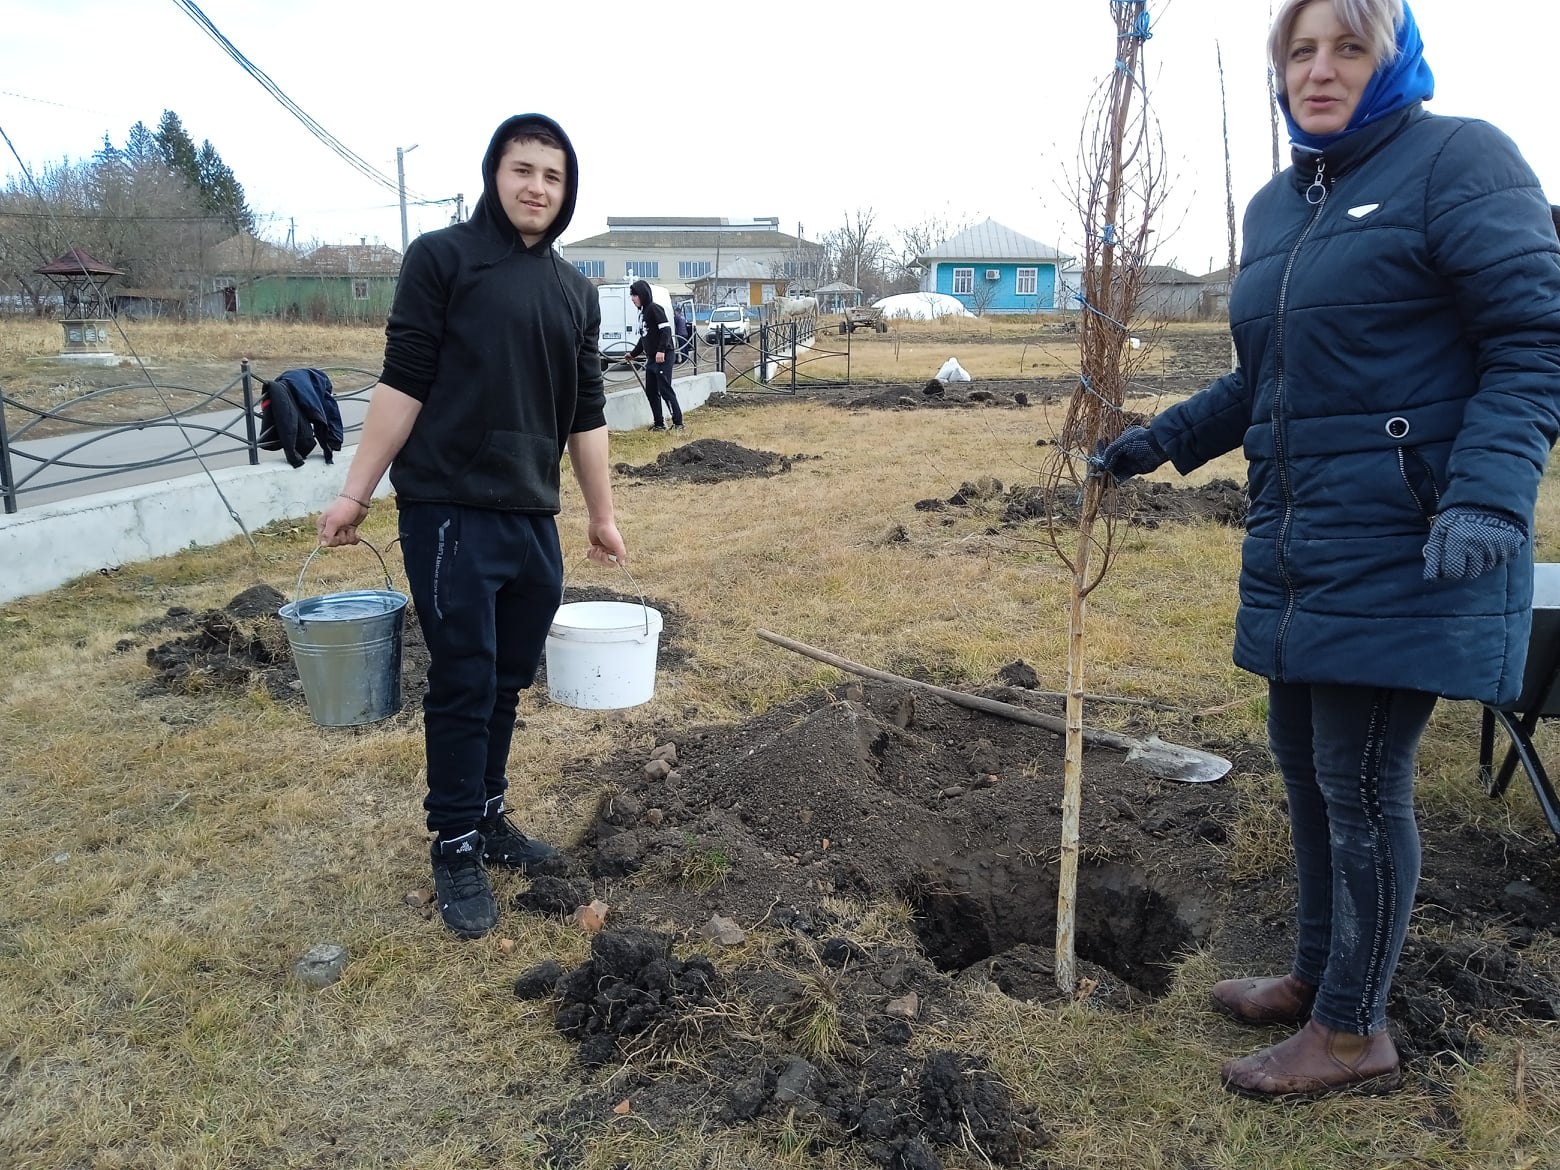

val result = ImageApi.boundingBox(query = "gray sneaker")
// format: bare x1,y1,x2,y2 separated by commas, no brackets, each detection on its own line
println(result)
430,830,497,939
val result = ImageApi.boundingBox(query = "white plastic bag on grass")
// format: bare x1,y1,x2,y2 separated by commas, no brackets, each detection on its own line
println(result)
936,357,971,382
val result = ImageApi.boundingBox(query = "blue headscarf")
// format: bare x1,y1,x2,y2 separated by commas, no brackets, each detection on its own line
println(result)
1279,0,1435,151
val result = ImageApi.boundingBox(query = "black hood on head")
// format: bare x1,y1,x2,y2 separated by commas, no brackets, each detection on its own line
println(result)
629,279,654,306
471,113,579,250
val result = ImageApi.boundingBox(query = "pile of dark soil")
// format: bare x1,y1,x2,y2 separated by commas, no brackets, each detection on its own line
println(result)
614,438,805,484
132,582,691,708
504,675,1560,1162
915,477,1248,529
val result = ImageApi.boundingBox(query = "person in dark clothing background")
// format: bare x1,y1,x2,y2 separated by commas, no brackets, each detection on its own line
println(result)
627,279,683,431
1101,0,1560,1101
672,305,692,365
317,113,626,941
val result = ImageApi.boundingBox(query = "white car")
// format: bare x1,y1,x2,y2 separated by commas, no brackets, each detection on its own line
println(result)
704,305,750,344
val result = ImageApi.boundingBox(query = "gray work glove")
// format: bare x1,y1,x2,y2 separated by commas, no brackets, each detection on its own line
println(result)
1422,506,1528,581
1096,425,1167,483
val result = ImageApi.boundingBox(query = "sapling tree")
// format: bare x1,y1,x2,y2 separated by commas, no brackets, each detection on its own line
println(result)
1042,0,1169,993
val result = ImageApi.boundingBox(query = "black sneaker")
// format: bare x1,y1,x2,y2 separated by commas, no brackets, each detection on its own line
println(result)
478,813,563,873
672,423,686,431
430,831,497,939
649,424,667,432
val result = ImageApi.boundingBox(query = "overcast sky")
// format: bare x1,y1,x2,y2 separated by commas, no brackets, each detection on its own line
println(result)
2,0,1552,277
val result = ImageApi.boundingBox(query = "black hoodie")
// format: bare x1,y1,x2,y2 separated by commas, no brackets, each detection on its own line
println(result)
380,113,604,512
626,278,673,361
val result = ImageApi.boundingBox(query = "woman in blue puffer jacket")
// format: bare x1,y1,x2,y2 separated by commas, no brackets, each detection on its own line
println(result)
1102,0,1560,1101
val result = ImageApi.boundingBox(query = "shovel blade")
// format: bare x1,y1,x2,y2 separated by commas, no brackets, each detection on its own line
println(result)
1123,735,1232,783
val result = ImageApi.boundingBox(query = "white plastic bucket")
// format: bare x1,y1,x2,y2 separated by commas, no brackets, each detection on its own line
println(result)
545,601,663,709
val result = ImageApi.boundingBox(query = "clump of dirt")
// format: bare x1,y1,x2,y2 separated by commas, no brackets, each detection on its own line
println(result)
141,584,300,699
614,438,807,484
526,922,1049,1170
919,476,1248,529
510,674,1560,1152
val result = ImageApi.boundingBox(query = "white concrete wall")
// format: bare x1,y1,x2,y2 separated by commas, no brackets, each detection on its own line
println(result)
0,372,726,605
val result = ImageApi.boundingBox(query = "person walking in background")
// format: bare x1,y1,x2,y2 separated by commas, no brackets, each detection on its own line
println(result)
1100,0,1560,1100
673,304,692,365
628,279,683,432
317,113,626,941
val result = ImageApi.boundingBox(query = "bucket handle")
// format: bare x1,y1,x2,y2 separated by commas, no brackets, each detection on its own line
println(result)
607,555,652,637
294,537,396,607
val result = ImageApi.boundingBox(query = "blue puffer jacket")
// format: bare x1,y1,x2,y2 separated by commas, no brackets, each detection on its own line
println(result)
1149,105,1560,705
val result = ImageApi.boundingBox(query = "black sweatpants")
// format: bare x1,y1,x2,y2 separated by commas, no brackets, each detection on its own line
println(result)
397,502,563,835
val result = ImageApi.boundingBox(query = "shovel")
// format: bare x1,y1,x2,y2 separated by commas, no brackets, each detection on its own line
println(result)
756,629,1231,783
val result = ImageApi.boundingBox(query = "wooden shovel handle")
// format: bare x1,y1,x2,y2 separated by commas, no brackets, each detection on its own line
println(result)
755,628,1139,753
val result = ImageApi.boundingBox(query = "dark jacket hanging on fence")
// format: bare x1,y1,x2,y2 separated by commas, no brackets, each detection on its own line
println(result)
258,367,344,467
1145,106,1560,706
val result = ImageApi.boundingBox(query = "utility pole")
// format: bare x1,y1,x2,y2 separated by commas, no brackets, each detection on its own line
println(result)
397,143,419,253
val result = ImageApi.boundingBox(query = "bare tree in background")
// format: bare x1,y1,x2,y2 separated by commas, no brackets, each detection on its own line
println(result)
822,207,889,298
1269,0,1282,176
888,210,974,293
1042,0,1168,994
1218,41,1239,365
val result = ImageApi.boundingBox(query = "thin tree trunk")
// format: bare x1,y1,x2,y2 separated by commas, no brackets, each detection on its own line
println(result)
1056,475,1103,992
1057,5,1142,994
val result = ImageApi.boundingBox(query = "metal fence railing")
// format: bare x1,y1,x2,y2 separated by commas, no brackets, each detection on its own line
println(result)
0,362,378,514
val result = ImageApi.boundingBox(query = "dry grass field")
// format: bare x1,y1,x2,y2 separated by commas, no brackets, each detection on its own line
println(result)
1,320,1559,1169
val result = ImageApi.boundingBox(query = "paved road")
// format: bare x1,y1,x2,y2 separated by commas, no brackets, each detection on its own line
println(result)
5,366,648,510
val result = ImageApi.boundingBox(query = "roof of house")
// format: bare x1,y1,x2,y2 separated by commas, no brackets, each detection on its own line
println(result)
814,280,861,293
1140,265,1201,284
304,244,402,275
564,228,813,251
690,257,779,281
607,216,780,229
205,232,299,274
917,219,1069,264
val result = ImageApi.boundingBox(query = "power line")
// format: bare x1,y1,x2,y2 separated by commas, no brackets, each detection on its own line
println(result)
168,0,437,204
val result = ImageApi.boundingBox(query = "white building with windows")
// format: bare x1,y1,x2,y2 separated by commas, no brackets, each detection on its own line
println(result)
560,217,825,300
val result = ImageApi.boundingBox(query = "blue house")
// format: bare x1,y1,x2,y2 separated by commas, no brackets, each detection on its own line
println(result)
916,219,1072,315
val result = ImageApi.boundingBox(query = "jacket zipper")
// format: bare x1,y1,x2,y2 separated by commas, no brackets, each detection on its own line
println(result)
1270,160,1329,679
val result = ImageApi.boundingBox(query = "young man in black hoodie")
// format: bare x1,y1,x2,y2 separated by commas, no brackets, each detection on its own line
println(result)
626,279,683,431
317,114,625,940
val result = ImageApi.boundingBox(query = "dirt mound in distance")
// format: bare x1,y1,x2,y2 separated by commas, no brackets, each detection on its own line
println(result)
614,438,805,484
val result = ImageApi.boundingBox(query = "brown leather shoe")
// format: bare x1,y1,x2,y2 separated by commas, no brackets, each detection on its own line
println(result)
1210,974,1316,1026
1221,1019,1402,1102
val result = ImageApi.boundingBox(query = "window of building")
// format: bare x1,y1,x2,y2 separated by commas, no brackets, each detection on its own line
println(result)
679,261,711,279
352,279,369,300
1016,268,1038,295
952,267,974,295
574,260,605,279
625,261,659,279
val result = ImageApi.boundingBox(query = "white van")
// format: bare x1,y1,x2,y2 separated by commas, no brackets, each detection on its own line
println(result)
596,282,673,369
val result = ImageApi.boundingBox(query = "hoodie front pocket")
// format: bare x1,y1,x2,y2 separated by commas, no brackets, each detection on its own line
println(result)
462,430,558,505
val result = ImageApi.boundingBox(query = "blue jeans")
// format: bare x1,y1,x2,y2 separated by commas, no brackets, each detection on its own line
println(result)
1267,682,1438,1035
397,503,563,835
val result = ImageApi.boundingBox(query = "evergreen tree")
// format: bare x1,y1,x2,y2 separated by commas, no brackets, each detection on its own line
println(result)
124,121,158,166
196,139,254,232
154,110,200,189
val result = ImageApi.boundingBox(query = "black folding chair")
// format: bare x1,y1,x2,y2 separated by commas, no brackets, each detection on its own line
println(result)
1478,563,1560,841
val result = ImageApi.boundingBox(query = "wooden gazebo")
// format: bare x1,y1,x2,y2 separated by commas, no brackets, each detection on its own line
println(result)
34,248,123,360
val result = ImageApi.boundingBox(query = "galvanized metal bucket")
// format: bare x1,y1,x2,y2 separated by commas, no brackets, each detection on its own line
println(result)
278,539,407,727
